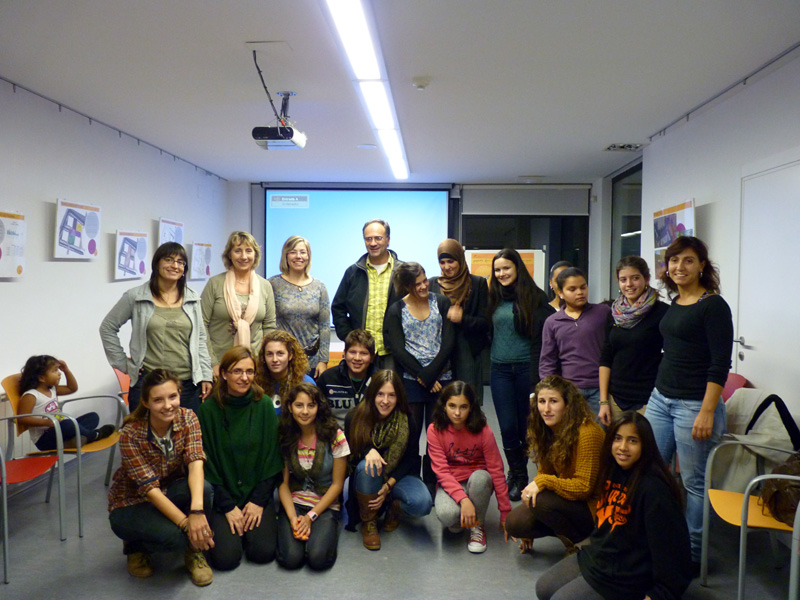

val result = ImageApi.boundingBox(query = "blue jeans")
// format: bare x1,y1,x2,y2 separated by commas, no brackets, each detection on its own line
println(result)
578,387,601,421
490,361,530,451
354,459,432,518
35,412,99,451
645,387,726,561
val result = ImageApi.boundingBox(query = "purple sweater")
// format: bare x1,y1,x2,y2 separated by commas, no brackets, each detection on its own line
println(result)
539,303,611,388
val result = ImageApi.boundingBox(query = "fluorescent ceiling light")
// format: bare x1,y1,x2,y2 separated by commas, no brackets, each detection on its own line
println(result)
377,129,408,180
325,0,380,80
359,81,395,130
620,230,642,238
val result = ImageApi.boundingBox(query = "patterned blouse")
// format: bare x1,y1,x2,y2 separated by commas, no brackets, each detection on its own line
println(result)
268,275,331,372
401,295,452,380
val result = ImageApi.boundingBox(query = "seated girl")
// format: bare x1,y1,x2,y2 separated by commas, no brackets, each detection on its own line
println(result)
505,375,604,554
256,329,315,410
427,381,511,554
108,369,214,586
345,369,432,550
19,355,115,450
277,382,348,570
197,346,283,570
536,411,691,600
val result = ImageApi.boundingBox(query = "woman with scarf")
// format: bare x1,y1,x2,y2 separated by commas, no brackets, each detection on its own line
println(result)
487,248,551,501
429,239,489,404
598,256,668,426
197,346,283,571
201,231,276,378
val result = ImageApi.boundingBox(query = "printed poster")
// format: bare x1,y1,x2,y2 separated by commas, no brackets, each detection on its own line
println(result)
190,242,212,281
159,218,184,247
0,211,25,277
653,199,695,278
54,198,101,259
115,230,149,280
465,249,546,290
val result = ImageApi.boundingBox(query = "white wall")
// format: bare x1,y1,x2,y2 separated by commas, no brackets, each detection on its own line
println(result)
641,52,800,402
0,80,245,428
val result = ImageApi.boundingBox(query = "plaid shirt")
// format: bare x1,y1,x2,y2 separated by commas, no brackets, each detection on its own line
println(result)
364,254,394,356
108,407,205,512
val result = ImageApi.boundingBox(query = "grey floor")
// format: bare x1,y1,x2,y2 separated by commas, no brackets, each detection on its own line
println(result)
2,389,792,599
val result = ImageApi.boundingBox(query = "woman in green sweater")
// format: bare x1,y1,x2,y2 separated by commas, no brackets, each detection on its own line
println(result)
197,345,283,570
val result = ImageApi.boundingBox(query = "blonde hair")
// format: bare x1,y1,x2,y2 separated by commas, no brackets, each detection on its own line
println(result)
279,236,311,277
222,231,261,270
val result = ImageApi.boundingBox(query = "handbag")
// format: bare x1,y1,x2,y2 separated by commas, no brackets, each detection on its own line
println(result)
712,390,800,493
760,453,800,526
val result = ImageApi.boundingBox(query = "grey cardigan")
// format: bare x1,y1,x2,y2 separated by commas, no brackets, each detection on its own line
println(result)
99,282,213,386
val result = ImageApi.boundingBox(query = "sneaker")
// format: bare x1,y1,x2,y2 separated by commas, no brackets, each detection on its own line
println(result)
95,424,116,440
467,524,487,553
185,550,213,586
126,552,153,578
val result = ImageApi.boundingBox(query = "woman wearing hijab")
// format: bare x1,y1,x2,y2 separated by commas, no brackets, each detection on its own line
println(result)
429,239,489,404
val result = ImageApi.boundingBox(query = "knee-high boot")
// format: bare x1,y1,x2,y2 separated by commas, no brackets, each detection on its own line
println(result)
504,446,529,502
357,491,381,550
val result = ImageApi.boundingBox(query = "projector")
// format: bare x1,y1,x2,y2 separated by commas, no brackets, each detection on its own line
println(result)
252,126,307,150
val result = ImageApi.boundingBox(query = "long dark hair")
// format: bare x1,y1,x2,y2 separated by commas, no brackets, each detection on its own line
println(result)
431,381,486,434
19,355,59,394
548,260,573,301
348,370,410,458
278,382,339,460
150,242,188,301
596,411,683,512
126,369,182,423
393,262,426,296
487,248,545,336
659,236,720,298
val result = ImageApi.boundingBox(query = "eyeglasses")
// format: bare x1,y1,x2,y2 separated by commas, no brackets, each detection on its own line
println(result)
364,236,385,243
163,257,186,268
228,369,255,377
288,250,308,257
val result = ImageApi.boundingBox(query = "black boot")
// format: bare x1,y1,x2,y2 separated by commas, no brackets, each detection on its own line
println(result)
504,446,529,502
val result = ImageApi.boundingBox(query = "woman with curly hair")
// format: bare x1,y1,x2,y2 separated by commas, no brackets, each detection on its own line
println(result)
276,383,349,571
256,330,315,409
505,375,604,554
344,370,432,550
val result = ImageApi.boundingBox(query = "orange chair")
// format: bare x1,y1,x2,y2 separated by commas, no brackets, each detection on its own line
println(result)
113,368,130,405
1,444,9,583
702,439,800,599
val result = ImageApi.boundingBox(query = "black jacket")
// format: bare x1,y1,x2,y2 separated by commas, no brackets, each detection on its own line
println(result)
331,250,403,341
428,274,489,358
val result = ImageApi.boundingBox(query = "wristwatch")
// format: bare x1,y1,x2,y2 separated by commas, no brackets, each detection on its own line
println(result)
307,510,318,522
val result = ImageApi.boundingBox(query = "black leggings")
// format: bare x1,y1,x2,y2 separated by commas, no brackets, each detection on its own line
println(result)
207,502,278,570
276,504,340,571
505,489,594,543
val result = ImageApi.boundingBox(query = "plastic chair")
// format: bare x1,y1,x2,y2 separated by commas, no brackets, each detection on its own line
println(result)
2,374,127,487
722,372,749,402
1,444,8,583
702,439,800,599
113,367,130,405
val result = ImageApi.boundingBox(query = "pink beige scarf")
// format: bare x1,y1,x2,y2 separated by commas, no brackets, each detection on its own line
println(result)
224,269,261,349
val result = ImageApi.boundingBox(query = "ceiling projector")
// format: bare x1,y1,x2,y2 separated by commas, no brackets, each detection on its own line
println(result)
252,126,307,150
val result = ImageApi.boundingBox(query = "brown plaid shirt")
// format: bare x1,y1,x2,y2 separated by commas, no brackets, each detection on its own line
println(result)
107,408,205,512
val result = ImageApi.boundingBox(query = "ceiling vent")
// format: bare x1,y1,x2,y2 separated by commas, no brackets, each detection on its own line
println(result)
604,143,644,152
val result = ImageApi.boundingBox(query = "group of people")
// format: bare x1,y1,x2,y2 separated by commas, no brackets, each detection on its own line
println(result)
16,218,728,598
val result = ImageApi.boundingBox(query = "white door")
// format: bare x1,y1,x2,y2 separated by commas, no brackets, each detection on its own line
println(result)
738,151,800,414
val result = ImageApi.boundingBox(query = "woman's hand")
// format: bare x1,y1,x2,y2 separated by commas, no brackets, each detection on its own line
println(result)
364,448,386,477
241,502,263,532
314,362,328,379
521,481,540,508
293,514,312,539
212,365,220,379
517,538,534,553
598,403,612,427
447,305,463,324
186,513,215,550
369,483,391,511
200,381,212,400
459,498,477,528
225,506,245,536
692,409,715,441
430,380,443,394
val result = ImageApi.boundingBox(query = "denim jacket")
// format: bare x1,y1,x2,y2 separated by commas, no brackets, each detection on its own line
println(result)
99,282,213,386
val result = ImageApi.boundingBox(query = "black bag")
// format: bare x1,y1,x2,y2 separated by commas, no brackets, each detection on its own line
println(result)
761,452,800,526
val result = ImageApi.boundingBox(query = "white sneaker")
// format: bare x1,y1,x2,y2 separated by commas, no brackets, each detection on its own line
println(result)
467,524,487,553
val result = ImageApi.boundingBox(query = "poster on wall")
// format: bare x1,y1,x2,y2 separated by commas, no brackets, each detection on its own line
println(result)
0,210,26,277
465,249,546,291
653,199,695,278
190,242,212,281
115,230,149,280
54,198,101,259
159,218,184,247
